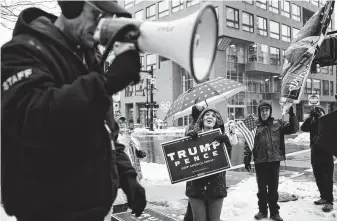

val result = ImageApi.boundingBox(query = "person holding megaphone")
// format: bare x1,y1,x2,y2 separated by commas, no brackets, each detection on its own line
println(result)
1,1,147,221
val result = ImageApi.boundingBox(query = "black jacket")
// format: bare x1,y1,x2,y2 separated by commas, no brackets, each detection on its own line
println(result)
300,115,319,147
244,102,299,163
1,8,137,221
185,108,231,200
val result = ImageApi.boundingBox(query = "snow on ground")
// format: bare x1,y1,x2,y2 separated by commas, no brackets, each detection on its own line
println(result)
219,176,337,221
133,127,185,135
286,132,310,145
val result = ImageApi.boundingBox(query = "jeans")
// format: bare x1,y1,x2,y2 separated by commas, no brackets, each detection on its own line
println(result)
255,161,280,215
189,197,224,221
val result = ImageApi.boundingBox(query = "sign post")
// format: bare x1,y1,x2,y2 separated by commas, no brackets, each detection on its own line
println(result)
161,129,232,184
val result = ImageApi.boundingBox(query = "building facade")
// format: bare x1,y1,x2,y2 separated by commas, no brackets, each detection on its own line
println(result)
118,0,337,127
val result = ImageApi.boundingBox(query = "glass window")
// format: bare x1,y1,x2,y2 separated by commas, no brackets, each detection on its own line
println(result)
146,4,156,21
134,10,144,20
125,0,133,9
146,54,157,70
135,0,143,4
305,78,312,94
269,0,279,14
292,27,300,39
226,7,239,29
312,79,321,95
158,0,169,18
282,49,286,63
181,68,194,92
257,16,267,36
248,43,257,62
270,21,280,39
187,0,199,7
330,81,334,96
172,0,184,13
258,44,269,64
270,47,280,65
321,66,329,74
242,12,254,33
281,0,290,18
292,4,301,21
256,0,267,9
323,80,329,95
281,24,291,42
242,0,253,4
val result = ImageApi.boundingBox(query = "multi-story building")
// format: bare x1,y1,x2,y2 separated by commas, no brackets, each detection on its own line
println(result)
118,0,336,127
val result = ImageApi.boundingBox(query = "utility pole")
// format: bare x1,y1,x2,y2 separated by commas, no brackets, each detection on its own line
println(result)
149,66,154,131
146,79,149,128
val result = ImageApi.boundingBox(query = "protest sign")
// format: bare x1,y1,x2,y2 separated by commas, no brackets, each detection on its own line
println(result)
308,94,320,106
112,208,176,221
161,129,231,184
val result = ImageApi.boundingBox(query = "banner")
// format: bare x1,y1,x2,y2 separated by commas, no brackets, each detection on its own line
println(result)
161,129,231,184
112,208,176,221
280,0,335,114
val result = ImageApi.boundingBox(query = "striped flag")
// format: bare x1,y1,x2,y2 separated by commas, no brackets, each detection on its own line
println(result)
236,115,257,151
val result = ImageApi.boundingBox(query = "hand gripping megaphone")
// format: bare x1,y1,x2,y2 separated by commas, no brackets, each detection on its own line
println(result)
93,4,218,83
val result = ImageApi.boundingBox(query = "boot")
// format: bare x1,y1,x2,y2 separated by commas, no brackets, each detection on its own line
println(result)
270,213,283,221
314,198,327,205
322,203,333,212
254,211,268,220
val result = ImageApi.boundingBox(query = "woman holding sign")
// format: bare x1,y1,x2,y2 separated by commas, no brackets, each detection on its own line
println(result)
185,108,232,221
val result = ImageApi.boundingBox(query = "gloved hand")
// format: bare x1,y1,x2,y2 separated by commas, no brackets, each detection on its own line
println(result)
136,149,147,159
186,130,198,140
244,155,251,172
288,106,295,116
213,134,230,143
104,50,141,95
125,177,147,217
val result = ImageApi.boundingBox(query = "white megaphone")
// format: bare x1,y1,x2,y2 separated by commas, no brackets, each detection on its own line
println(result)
94,4,218,83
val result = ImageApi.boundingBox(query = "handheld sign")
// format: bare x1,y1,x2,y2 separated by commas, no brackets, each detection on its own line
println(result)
161,129,231,184
308,94,320,106
112,208,176,221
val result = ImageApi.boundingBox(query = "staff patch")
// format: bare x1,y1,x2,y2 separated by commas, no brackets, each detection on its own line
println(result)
2,69,32,91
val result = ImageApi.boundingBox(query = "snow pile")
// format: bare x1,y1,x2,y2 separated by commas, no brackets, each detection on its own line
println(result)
133,127,185,135
286,132,310,145
141,162,170,182
220,176,337,221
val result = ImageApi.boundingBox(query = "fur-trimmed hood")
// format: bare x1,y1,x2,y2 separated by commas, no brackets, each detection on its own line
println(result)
193,107,224,133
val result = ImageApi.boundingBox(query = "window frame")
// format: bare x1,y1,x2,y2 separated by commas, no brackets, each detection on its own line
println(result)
226,7,240,29
281,0,290,18
158,0,169,18
281,24,291,42
292,4,301,21
186,0,200,7
257,16,268,36
242,11,254,33
269,0,279,14
146,4,156,21
171,0,184,13
256,0,267,9
270,20,280,40
270,46,281,66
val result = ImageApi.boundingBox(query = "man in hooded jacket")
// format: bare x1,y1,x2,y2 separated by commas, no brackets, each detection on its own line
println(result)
244,101,299,221
1,1,146,221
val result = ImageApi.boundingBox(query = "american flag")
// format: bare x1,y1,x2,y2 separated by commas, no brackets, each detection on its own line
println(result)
236,115,257,151
164,78,246,120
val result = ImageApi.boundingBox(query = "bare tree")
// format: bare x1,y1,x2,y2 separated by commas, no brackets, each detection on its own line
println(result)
1,0,60,29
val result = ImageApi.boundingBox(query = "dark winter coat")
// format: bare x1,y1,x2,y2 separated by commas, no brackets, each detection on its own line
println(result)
185,108,231,200
1,8,137,221
244,101,299,163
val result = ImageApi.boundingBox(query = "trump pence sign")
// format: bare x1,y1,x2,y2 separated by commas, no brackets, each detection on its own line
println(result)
161,129,231,184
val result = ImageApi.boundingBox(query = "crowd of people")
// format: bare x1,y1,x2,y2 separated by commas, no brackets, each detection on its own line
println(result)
1,1,335,221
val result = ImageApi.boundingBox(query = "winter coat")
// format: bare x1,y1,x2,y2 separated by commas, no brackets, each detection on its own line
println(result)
300,113,329,163
244,101,299,164
1,8,137,221
185,108,231,200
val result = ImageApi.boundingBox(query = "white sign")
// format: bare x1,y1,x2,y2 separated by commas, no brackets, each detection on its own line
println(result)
308,94,320,106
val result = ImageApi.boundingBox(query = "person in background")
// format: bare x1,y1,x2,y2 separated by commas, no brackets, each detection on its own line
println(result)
225,120,238,146
1,1,146,220
185,108,232,221
243,101,299,221
301,106,334,212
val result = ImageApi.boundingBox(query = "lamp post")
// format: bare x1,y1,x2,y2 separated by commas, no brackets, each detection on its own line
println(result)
140,67,156,131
